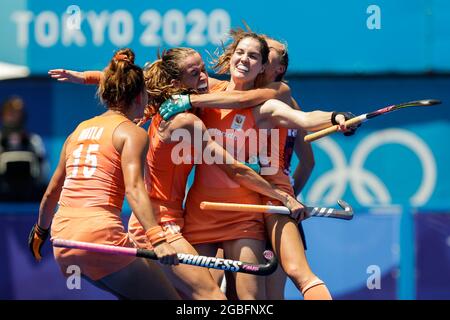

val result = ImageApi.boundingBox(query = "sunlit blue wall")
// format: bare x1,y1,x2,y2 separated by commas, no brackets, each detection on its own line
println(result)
1,0,449,300
1,0,450,73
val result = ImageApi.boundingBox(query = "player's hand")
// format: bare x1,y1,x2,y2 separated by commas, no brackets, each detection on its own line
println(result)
283,195,307,222
332,111,361,136
48,69,85,84
159,95,192,121
153,242,179,265
28,223,49,261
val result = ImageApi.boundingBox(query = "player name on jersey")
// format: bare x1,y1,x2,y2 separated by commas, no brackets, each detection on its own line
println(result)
77,126,104,141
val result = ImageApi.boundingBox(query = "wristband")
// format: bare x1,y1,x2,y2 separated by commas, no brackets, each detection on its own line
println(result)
84,71,102,84
331,111,340,125
145,226,167,247
35,224,49,239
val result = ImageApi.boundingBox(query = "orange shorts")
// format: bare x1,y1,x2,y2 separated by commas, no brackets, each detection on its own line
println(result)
51,206,135,281
127,198,184,249
183,184,265,245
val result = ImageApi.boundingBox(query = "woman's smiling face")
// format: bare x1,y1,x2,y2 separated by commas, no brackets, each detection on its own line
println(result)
229,37,265,85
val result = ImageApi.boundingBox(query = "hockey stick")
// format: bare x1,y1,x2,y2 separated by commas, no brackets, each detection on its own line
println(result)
200,199,353,220
52,238,278,276
305,99,441,142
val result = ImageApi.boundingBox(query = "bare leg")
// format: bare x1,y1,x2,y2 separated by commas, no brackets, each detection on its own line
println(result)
194,243,224,286
95,258,180,300
83,275,128,300
265,214,331,300
161,238,226,300
224,270,239,300
222,238,266,300
265,263,287,300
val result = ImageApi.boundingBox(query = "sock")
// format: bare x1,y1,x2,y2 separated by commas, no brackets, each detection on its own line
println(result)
302,278,332,300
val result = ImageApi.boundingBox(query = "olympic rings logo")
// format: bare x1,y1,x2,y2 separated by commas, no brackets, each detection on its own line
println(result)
305,129,437,206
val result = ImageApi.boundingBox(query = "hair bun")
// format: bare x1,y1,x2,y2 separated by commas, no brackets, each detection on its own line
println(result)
114,53,131,63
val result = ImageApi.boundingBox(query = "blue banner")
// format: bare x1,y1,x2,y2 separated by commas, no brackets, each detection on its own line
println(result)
13,208,447,299
415,213,450,299
1,0,450,74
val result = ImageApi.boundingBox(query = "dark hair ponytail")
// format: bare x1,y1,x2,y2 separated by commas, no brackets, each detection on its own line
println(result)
98,48,144,113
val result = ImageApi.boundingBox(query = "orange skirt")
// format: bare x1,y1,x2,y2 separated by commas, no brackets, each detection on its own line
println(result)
183,184,265,245
51,206,136,281
127,198,184,249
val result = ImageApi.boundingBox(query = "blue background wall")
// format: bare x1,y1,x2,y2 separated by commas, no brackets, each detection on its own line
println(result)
1,0,449,300
1,0,450,73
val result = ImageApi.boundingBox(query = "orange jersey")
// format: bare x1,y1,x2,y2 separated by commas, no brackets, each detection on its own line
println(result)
192,81,260,189
59,114,129,210
54,113,136,280
261,120,296,205
257,95,298,203
128,113,193,247
146,113,194,207
183,81,265,245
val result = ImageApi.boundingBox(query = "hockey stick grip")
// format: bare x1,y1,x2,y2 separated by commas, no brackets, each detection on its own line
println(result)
304,115,367,142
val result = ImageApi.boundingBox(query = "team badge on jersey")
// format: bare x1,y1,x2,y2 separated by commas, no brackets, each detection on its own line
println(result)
231,114,246,130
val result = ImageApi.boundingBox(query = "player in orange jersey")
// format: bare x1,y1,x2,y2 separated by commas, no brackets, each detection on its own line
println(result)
215,36,316,296
258,36,318,300
130,49,298,300
47,48,305,300
28,49,180,300
48,40,355,299
158,31,357,299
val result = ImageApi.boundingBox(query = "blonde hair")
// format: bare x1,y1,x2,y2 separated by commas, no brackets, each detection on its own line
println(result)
143,48,198,116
